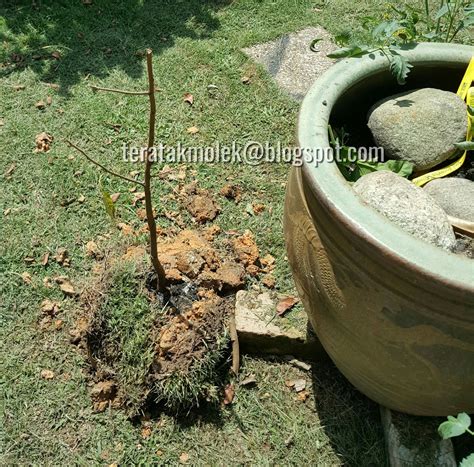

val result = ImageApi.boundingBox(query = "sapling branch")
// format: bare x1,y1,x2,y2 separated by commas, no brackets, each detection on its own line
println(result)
90,85,149,96
144,49,168,291
67,48,168,292
229,312,240,376
65,140,145,186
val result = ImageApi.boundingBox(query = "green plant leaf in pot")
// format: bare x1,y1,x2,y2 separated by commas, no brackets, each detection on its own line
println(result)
438,413,472,439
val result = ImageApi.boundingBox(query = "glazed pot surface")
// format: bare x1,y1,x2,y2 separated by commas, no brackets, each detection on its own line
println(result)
284,43,474,416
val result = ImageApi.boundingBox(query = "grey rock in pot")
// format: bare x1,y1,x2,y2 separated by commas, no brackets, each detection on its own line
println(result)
424,177,474,222
353,171,456,251
368,88,467,171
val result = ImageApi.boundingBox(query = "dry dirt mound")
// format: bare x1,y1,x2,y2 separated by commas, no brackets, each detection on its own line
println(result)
74,228,263,414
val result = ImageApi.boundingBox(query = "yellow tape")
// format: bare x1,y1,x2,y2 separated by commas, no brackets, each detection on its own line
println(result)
457,56,474,100
412,57,474,187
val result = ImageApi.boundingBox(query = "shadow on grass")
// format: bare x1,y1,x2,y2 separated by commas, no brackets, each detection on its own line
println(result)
143,352,386,465
310,356,388,466
0,0,230,93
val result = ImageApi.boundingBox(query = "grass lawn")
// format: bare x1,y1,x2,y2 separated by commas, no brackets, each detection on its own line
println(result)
1,0,455,464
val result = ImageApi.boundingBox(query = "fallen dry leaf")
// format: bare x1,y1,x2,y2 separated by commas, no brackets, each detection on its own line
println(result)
21,272,32,285
293,379,306,393
41,299,60,316
297,390,310,402
132,192,146,206
40,369,55,380
60,281,76,297
53,275,68,284
34,132,53,153
44,82,60,90
43,277,53,288
85,240,100,258
40,252,49,267
179,452,190,464
223,383,235,405
54,247,70,267
110,192,120,203
35,100,46,110
141,425,152,439
287,358,311,371
183,92,194,105
46,95,52,106
3,208,11,216
241,75,251,84
51,51,61,60
24,256,35,264
276,296,299,316
117,222,134,236
177,167,187,180
252,203,265,215
187,126,199,135
4,163,16,178
77,194,86,203
54,319,64,330
136,208,147,221
240,374,257,387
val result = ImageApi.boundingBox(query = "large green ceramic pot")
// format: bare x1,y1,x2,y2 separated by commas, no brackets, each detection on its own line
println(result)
284,43,474,416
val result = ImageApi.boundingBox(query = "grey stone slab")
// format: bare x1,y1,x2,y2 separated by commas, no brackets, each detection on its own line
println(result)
243,26,337,101
235,290,326,361
380,407,456,467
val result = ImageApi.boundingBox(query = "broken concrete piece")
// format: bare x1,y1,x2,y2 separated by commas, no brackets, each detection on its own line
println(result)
243,27,336,101
234,290,325,360
380,407,456,467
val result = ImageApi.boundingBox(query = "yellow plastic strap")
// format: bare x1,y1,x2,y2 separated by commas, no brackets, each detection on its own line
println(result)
457,56,474,100
412,56,474,187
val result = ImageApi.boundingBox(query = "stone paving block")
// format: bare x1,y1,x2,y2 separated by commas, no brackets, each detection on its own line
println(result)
243,26,337,101
235,290,325,361
380,407,456,467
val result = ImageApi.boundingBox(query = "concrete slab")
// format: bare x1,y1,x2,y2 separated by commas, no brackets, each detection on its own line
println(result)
243,26,337,101
380,407,456,467
234,290,326,361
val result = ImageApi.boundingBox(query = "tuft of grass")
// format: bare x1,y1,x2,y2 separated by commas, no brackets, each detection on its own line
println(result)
153,333,229,411
84,256,160,414
84,251,231,415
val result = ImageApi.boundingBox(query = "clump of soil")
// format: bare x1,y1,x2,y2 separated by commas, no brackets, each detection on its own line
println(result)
74,228,264,415
220,184,242,203
182,182,220,223
152,290,232,409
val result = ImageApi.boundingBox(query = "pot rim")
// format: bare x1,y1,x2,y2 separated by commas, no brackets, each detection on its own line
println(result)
298,42,474,293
